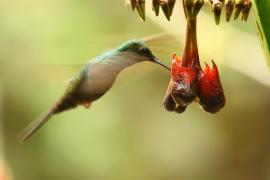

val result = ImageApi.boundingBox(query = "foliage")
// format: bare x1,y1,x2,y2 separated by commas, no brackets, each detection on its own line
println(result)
253,0,270,69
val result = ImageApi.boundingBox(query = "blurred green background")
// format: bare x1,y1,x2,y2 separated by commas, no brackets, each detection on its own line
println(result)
1,1,270,180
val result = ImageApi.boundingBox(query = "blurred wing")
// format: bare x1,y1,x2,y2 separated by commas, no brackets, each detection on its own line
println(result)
37,33,183,85
143,33,184,63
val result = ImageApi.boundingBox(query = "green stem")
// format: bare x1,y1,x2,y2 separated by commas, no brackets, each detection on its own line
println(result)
190,18,201,69
181,17,201,69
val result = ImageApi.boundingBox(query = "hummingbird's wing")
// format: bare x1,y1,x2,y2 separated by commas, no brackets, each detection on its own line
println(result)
143,33,183,62
39,33,183,82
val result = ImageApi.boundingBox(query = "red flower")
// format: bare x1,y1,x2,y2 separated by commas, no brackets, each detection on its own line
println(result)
198,61,226,113
164,54,226,113
163,16,225,113
170,53,197,106
163,83,187,113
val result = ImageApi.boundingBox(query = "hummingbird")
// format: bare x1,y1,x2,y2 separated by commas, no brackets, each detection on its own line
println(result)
18,38,170,144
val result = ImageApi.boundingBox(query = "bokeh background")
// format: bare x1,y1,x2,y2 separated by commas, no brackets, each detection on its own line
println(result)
1,1,270,180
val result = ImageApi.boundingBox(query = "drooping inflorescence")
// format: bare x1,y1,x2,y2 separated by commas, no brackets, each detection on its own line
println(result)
162,0,226,113
126,0,252,113
127,0,252,24
207,0,252,24
127,0,176,21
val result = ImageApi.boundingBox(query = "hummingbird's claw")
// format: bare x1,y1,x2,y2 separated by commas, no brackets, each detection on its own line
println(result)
225,0,235,22
234,0,243,20
135,0,146,21
152,0,160,16
241,0,252,21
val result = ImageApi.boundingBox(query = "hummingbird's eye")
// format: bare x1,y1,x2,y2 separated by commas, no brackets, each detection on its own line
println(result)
139,48,151,56
139,48,146,53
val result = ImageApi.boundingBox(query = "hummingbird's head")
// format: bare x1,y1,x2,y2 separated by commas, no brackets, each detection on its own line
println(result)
117,39,170,70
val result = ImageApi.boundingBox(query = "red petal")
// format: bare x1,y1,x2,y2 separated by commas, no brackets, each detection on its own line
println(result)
198,61,225,113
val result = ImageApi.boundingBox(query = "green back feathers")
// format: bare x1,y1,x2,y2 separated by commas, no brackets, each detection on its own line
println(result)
90,40,148,63
87,39,152,64
92,50,120,62
117,39,148,53
117,39,154,60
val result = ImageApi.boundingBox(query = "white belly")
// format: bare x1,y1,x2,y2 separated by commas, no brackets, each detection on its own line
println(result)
79,63,117,96
78,52,142,96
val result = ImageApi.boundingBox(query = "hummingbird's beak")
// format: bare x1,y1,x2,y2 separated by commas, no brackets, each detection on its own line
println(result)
152,57,171,71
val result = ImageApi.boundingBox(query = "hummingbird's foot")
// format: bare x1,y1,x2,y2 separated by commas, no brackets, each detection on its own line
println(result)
82,101,92,109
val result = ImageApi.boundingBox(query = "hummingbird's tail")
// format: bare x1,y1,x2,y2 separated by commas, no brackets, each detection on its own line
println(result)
18,95,78,144
18,107,55,144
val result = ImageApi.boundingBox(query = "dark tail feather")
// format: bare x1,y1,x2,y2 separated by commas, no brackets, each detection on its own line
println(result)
18,106,56,144
18,95,78,144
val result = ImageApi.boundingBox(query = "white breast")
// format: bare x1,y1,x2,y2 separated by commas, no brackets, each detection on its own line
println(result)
78,51,145,96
